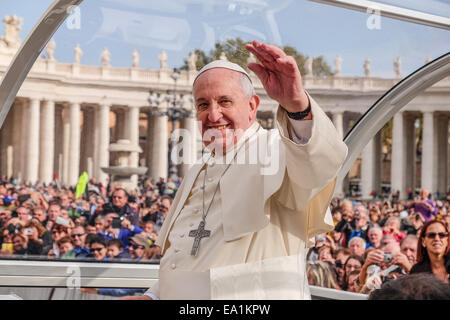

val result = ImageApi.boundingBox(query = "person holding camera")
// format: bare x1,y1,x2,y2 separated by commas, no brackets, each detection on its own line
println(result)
102,212,143,250
357,240,407,293
334,206,370,248
382,216,406,243
410,220,450,283
408,188,437,222
102,188,139,227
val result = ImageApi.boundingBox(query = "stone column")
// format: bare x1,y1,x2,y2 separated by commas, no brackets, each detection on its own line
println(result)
151,109,168,180
19,101,29,182
179,115,199,178
12,101,23,179
404,116,417,197
436,115,448,197
391,112,405,199
54,107,64,182
146,113,155,177
26,98,40,183
332,111,344,140
39,100,55,184
361,138,375,199
0,103,14,179
62,106,70,185
97,103,110,185
68,102,81,186
421,111,435,193
81,108,96,179
127,106,140,184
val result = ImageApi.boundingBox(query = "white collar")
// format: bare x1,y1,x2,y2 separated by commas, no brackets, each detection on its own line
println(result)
202,121,261,163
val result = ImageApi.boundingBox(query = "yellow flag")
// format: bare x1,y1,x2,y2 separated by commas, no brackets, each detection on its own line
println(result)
75,171,89,199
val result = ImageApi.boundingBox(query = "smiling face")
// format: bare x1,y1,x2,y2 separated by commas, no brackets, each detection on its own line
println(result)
422,222,449,257
91,243,107,261
193,68,259,153
368,228,383,248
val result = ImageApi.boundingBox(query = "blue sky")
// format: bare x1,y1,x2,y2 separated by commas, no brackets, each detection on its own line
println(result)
0,0,449,78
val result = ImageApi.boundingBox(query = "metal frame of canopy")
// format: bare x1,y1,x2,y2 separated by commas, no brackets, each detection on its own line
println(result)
310,0,450,30
0,0,448,300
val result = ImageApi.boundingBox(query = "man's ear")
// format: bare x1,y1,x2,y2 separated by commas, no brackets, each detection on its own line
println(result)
248,94,260,122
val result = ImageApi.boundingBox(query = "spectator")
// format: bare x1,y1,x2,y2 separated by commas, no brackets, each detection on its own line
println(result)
24,219,52,254
103,188,139,226
70,225,90,257
47,202,63,228
17,206,32,223
86,224,97,235
343,254,363,290
346,270,361,293
306,261,340,290
367,226,383,249
368,207,381,226
102,213,143,249
94,216,105,235
153,196,172,232
369,273,450,300
341,200,354,222
410,220,449,283
331,206,343,225
32,207,48,225
408,188,437,222
383,216,406,243
106,239,129,259
318,245,335,264
11,232,42,256
335,207,369,247
334,248,351,287
142,245,161,262
380,234,396,247
307,234,327,261
51,224,69,257
57,236,75,259
348,237,366,257
398,235,418,269
0,209,11,226
128,233,150,261
89,236,109,261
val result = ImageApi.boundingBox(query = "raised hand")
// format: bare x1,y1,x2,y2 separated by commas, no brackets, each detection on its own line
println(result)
245,40,309,114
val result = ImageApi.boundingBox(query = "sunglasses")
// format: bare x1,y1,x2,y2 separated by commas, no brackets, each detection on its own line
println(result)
425,232,448,239
71,233,85,238
335,261,343,268
90,247,104,252
131,244,145,250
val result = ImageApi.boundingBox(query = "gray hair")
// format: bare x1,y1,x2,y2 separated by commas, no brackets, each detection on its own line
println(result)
368,226,383,235
348,236,366,248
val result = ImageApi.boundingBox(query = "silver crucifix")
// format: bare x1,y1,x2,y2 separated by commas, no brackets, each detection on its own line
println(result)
189,219,211,256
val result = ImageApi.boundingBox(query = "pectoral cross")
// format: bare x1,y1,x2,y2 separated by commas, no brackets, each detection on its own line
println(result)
189,219,211,256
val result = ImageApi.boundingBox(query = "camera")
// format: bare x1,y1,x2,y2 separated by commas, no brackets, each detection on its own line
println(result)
24,228,34,236
354,210,360,216
112,216,124,229
383,253,392,264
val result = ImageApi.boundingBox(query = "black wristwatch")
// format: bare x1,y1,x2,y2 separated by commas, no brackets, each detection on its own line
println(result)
286,103,311,120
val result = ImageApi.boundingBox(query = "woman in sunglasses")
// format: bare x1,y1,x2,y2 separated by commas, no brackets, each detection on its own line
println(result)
410,220,450,283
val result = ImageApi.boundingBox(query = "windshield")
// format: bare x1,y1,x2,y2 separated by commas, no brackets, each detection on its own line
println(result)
0,0,448,299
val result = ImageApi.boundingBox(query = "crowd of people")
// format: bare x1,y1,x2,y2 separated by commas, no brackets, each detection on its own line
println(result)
0,173,449,297
0,176,184,264
307,188,450,296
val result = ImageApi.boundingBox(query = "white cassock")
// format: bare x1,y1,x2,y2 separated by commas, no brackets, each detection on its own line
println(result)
145,93,348,300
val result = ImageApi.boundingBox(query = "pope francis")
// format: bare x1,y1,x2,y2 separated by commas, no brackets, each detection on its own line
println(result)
130,40,347,300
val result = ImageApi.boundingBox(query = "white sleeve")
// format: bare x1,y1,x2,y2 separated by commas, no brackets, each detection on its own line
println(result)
288,118,313,145
144,281,160,300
